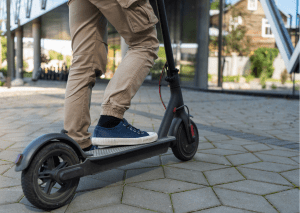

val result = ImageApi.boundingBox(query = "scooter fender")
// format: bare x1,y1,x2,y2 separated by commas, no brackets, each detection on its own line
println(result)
15,133,90,172
168,117,182,147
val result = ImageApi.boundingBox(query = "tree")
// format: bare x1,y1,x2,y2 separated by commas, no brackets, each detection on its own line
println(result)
210,0,219,10
48,50,63,60
224,6,251,56
1,36,7,62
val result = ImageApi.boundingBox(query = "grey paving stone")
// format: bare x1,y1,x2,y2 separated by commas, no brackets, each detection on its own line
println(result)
160,154,183,165
128,178,204,193
198,142,215,150
169,161,228,172
216,180,291,195
280,169,299,186
226,153,261,165
122,186,172,213
83,204,154,213
254,153,298,165
19,197,68,213
266,189,299,213
0,203,46,213
243,143,272,152
258,149,299,157
241,162,298,172
66,185,123,213
2,165,21,180
214,138,255,146
212,142,247,152
214,188,277,213
237,167,292,186
282,143,300,150
87,169,124,183
290,156,299,164
0,164,12,175
0,176,20,188
125,167,164,183
172,187,220,213
76,177,121,192
193,153,231,165
163,167,209,185
0,186,23,205
198,148,245,156
205,135,231,142
140,156,161,166
0,150,22,162
0,160,12,166
195,206,253,213
204,168,245,185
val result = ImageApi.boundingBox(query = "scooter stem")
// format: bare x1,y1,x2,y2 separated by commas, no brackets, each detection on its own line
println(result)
156,0,193,144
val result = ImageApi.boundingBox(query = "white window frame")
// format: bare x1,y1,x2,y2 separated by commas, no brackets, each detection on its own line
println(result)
229,16,243,32
248,0,258,11
262,18,274,38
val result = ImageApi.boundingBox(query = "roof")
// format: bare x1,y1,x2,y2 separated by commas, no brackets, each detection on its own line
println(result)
210,0,288,18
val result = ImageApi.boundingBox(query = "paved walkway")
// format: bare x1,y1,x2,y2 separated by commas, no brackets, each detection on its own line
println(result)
0,80,299,213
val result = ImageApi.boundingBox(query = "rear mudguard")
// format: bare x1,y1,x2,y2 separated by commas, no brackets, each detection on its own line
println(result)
168,117,182,147
15,133,90,172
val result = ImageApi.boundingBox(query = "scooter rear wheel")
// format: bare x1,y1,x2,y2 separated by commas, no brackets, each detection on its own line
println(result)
172,120,199,161
21,142,80,210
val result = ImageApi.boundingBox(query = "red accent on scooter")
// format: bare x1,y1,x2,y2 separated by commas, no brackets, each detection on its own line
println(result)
173,107,176,113
191,125,195,137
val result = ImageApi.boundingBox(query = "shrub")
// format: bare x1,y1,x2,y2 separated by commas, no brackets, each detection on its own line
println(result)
0,81,4,86
245,74,255,83
260,68,268,89
271,84,277,89
280,69,288,84
250,47,279,78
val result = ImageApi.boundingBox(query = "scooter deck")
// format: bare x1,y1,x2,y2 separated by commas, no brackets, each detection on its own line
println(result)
58,136,176,181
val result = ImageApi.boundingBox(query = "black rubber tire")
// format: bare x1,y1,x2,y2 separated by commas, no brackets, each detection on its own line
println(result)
171,120,199,161
21,142,80,211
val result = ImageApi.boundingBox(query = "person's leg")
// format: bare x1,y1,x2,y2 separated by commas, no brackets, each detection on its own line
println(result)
64,0,108,149
88,0,160,145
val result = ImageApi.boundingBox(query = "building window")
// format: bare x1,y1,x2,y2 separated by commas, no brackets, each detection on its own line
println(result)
262,18,274,38
248,0,257,11
229,16,243,32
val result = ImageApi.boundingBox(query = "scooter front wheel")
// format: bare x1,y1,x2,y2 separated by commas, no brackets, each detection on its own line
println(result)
21,142,80,210
172,120,199,161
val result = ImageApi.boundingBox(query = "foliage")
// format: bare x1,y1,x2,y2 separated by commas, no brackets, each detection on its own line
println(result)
23,71,32,78
245,74,255,83
41,53,50,64
157,47,166,61
48,50,64,61
224,6,251,56
1,36,7,62
260,69,268,88
210,0,220,10
280,69,288,84
0,81,4,86
250,47,279,78
223,75,240,82
271,84,277,89
23,60,29,69
0,66,7,76
66,55,72,68
180,64,194,75
208,74,212,81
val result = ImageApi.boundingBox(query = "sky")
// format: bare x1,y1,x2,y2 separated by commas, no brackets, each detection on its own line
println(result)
28,0,300,56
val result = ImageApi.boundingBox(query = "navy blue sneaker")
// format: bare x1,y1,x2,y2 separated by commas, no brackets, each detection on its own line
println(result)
92,118,158,146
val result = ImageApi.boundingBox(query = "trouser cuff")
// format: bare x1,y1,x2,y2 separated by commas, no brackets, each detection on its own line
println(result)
101,104,126,119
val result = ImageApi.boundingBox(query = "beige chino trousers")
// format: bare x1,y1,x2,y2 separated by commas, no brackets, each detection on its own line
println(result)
64,0,160,149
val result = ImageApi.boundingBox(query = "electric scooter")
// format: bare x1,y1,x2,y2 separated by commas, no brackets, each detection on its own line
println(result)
15,0,200,210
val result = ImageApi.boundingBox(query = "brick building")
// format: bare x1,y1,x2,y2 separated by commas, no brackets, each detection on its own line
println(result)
210,0,288,51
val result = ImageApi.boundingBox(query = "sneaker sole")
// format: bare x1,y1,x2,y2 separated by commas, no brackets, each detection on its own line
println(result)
91,132,158,146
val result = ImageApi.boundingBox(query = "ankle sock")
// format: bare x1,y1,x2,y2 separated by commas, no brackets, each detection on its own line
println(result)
97,115,122,128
